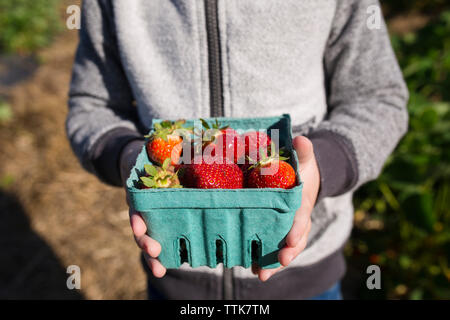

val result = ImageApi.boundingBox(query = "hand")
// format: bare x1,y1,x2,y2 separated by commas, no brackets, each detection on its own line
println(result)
253,136,320,281
129,208,167,278
120,140,167,278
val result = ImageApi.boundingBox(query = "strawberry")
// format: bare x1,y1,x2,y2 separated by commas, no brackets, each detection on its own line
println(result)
139,158,182,189
179,156,244,189
239,131,272,180
199,119,245,163
239,131,272,177
146,120,189,166
241,131,272,161
246,151,296,189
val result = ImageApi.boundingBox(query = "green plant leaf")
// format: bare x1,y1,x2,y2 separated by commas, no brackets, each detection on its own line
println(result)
140,176,155,187
199,118,210,130
160,120,172,128
403,192,436,233
162,158,171,170
144,164,158,177
0,101,13,123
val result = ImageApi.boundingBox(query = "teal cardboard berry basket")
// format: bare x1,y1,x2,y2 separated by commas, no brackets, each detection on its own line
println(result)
126,114,302,269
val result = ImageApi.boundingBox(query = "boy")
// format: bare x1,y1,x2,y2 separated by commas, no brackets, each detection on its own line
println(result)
67,0,408,299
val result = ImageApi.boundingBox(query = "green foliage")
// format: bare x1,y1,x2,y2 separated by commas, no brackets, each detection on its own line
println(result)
0,0,62,54
0,174,15,190
350,10,450,299
392,10,450,101
0,100,13,123
382,0,450,17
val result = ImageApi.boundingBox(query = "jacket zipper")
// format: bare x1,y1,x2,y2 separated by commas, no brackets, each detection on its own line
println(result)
204,0,224,118
204,0,232,300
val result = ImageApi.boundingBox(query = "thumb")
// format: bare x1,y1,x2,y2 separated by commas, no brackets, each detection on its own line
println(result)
293,136,314,164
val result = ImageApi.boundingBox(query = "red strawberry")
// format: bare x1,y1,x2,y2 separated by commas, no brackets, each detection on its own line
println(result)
242,131,272,161
146,120,189,165
179,156,243,189
239,132,272,180
246,153,296,189
200,119,244,163
139,159,182,189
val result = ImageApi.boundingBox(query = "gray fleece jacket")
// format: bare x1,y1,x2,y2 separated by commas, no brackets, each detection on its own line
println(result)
66,0,408,299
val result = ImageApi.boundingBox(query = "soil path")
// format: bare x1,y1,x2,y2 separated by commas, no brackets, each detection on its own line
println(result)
0,25,147,300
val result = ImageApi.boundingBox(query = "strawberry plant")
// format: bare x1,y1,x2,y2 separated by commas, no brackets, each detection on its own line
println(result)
349,8,450,299
0,0,62,54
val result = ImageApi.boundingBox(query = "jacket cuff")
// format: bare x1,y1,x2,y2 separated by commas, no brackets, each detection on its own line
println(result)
89,127,144,187
307,130,358,201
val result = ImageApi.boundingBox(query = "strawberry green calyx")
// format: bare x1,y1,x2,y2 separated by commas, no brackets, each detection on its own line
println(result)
199,118,229,131
249,143,289,170
140,159,182,189
148,119,189,142
198,118,230,143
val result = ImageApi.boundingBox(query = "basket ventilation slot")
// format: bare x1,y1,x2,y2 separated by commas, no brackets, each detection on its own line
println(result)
251,240,260,264
216,239,224,265
179,238,189,265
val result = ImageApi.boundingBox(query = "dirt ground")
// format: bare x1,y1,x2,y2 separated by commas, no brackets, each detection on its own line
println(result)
0,22,147,300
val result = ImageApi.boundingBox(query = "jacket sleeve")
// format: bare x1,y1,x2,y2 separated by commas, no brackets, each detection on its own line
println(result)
66,0,144,186
309,0,409,199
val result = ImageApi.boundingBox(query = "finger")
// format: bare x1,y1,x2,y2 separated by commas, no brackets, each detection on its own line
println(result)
135,234,162,258
129,209,147,237
285,199,312,247
258,217,310,281
143,253,167,278
258,266,283,282
293,136,314,164
279,219,312,266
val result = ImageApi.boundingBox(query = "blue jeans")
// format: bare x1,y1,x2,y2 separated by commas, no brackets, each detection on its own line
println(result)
308,282,343,300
